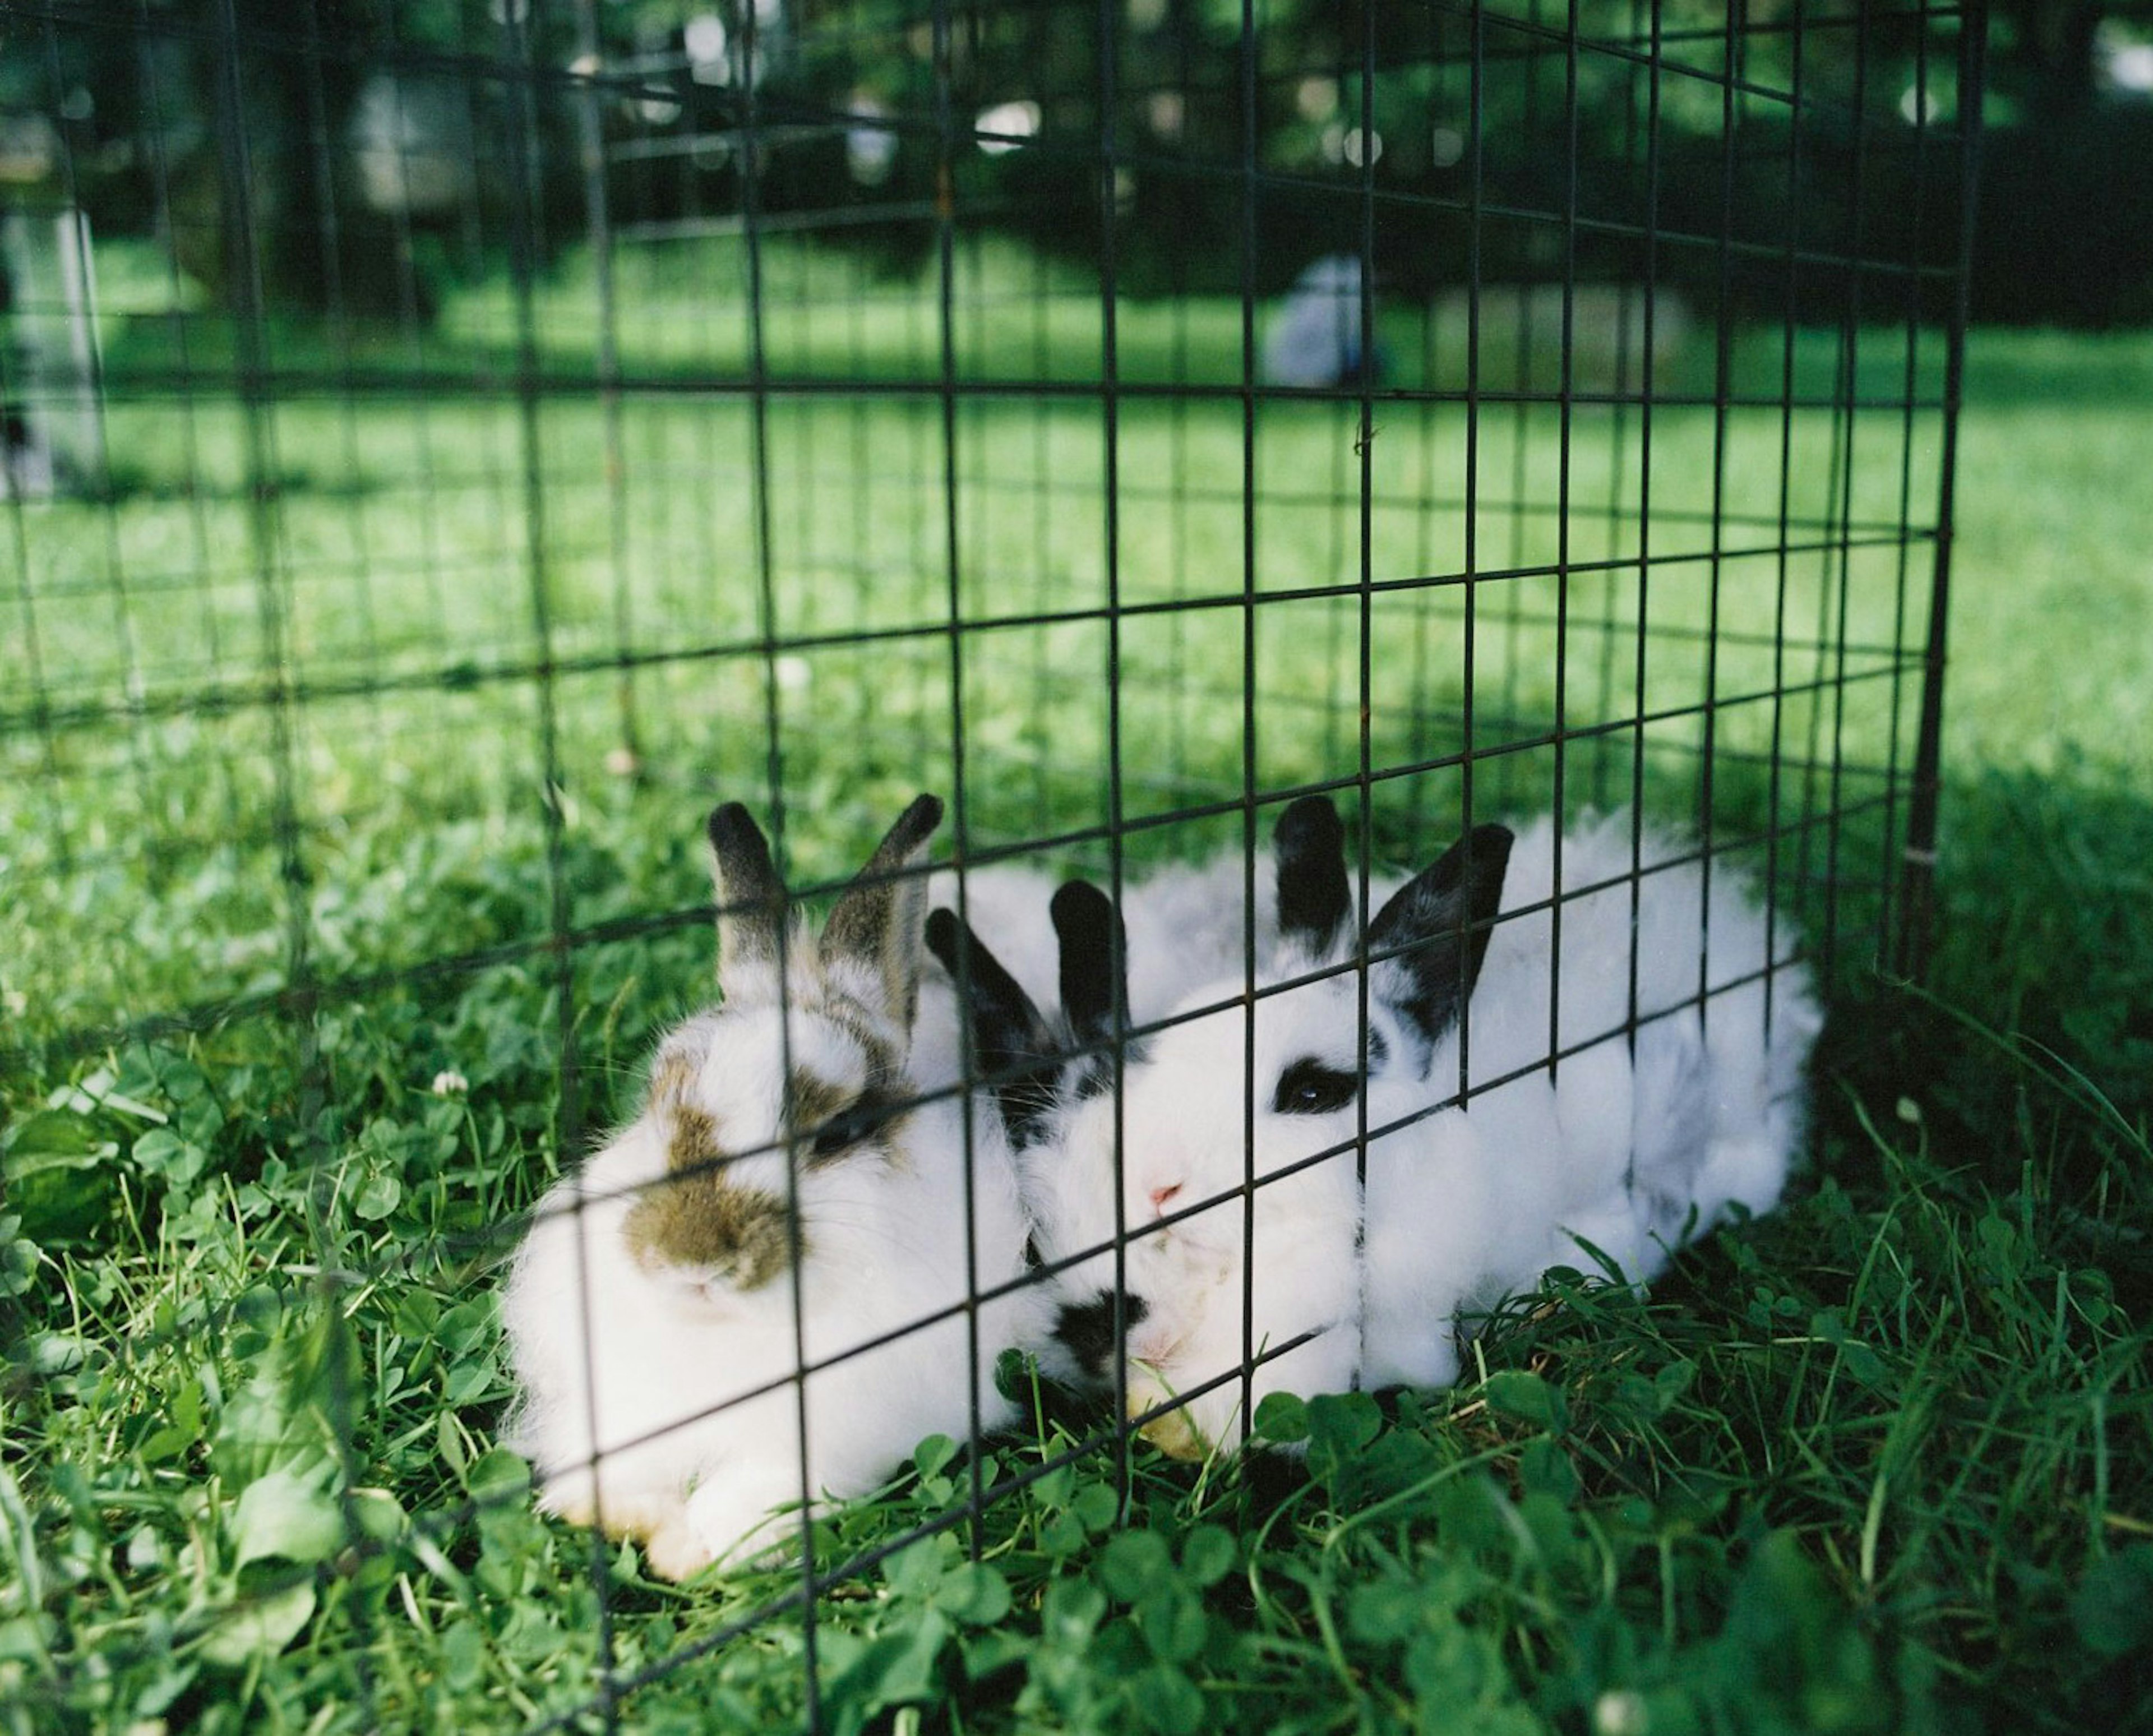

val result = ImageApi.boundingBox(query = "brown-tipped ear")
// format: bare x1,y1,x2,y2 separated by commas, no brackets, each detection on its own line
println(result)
707,803,786,984
1366,822,1514,1048
821,795,944,1029
1273,795,1351,957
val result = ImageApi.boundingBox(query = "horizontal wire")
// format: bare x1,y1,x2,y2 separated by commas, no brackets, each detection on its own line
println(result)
0,527,1927,736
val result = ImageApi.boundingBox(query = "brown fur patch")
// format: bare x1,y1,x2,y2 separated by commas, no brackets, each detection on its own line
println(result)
648,1045,701,1110
666,1103,722,1175
644,1016,718,1122
622,1166,793,1291
786,1069,853,1138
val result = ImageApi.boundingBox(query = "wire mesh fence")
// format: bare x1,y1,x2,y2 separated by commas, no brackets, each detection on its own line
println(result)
1,0,1981,1726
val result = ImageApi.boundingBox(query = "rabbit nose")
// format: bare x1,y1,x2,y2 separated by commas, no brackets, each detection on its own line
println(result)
1148,1183,1182,1217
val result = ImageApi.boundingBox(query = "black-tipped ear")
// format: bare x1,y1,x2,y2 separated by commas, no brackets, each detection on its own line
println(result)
1366,822,1514,1046
1273,795,1350,956
823,795,944,1028
1051,879,1126,1049
707,802,786,980
926,905,1062,1151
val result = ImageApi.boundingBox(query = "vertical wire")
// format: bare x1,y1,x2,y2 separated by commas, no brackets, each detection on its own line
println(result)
1822,0,1877,982
297,0,383,738
734,6,820,1723
575,0,642,774
848,232,877,798
213,0,300,1314
1794,17,1846,973
1696,0,1741,1023
1878,8,1936,966
1235,0,1260,1460
1166,0,1195,801
1627,0,1664,1067
38,14,150,835
1097,0,1135,1493
937,0,996,1575
1593,0,1647,813
1352,0,1378,1387
1405,3,1445,838
377,26,454,677
1458,0,1485,1115
291,9,383,1712
1034,154,1059,824
1795,321,1846,949
796,285,817,648
4,35,62,879
1547,0,1581,1081
1500,4,1543,738
134,0,221,744
0,46,67,879
498,1,611,1724
205,3,353,1721
1764,0,1809,1049
1320,103,1351,784
1898,1,1985,979
532,11,625,1714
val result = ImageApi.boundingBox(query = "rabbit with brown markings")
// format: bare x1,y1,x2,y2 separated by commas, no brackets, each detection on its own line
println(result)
501,795,1049,1580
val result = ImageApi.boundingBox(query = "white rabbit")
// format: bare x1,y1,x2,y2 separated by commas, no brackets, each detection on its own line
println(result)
500,795,1051,1580
978,796,1819,1461
925,804,1402,1392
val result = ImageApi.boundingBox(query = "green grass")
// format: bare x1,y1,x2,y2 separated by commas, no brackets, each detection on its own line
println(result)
2,243,2151,1733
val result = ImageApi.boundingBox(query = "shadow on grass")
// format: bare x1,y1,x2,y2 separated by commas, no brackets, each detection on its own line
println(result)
1817,756,2153,1194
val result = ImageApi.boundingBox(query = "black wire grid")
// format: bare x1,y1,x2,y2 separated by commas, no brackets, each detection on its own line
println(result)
0,0,1982,1725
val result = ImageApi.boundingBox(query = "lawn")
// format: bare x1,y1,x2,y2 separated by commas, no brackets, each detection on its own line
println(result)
1,241,2149,1734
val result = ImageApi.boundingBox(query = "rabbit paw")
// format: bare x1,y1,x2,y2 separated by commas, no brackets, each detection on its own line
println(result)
685,1474,797,1571
641,1516,716,1584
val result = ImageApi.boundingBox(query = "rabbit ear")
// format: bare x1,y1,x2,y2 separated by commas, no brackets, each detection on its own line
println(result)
1052,879,1126,1049
821,794,944,1029
707,802,787,984
925,905,1062,1149
1273,795,1351,956
1365,822,1514,1047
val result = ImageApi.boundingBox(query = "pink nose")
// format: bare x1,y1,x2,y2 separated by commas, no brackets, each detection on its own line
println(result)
1148,1183,1182,1217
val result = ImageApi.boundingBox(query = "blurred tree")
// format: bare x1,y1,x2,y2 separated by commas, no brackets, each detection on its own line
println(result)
2,1,2149,324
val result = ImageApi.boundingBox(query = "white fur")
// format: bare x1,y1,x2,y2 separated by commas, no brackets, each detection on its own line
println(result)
1027,811,1821,1458
502,908,1050,1579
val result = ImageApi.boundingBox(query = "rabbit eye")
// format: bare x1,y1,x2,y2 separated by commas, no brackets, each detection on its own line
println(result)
808,1097,888,1161
1272,1058,1360,1116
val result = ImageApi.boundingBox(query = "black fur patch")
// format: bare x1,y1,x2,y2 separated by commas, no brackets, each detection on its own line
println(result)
1070,1036,1149,1102
1053,1290,1149,1379
1273,795,1350,954
1271,1056,1361,1116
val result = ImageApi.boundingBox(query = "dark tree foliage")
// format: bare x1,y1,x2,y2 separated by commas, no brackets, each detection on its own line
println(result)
1,0,2148,323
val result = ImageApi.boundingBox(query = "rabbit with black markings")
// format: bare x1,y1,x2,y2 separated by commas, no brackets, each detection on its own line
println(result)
948,797,1821,1461
927,809,1403,1400
501,795,1050,1580
926,876,1156,1387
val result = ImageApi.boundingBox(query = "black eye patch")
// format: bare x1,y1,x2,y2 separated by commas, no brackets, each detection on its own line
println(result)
1271,1057,1361,1116
807,1096,895,1161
